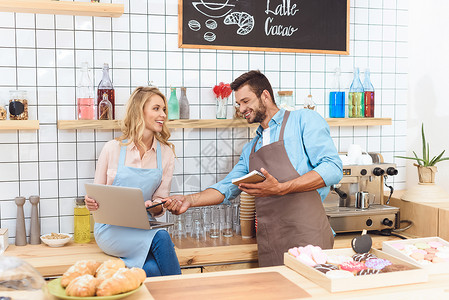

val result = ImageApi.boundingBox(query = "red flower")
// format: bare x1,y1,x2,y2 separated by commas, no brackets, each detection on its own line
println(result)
213,82,232,99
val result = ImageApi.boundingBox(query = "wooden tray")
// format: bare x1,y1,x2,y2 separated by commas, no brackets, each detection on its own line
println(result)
145,272,311,300
284,248,428,293
382,237,449,274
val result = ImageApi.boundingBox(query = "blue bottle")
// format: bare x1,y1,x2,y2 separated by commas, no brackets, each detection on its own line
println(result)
329,68,345,118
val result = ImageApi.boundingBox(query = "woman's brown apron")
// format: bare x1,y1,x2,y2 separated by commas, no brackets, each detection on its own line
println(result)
249,110,334,267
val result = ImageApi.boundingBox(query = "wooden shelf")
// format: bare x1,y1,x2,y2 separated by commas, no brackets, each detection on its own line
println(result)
325,118,392,127
58,118,391,130
0,120,40,130
58,119,258,130
0,0,124,18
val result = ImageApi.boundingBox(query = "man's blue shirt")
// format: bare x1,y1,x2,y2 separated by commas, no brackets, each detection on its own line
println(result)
209,109,343,204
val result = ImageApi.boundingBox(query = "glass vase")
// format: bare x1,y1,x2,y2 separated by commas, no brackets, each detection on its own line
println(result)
216,97,227,119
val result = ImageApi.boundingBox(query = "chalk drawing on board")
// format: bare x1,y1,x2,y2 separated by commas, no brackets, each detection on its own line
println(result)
223,12,254,35
188,20,201,31
204,32,216,42
192,0,235,18
205,19,218,30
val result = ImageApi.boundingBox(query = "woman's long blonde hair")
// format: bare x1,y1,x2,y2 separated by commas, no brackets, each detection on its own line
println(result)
116,86,174,154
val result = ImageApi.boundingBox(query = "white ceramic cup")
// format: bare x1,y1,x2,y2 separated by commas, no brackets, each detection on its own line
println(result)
347,144,363,165
360,153,373,165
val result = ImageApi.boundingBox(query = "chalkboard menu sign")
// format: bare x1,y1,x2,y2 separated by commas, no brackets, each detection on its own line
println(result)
179,0,349,54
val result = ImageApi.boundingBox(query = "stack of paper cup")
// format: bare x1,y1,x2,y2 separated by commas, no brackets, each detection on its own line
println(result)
239,192,255,238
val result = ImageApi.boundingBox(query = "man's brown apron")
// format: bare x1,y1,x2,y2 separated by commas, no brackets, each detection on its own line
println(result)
249,110,334,267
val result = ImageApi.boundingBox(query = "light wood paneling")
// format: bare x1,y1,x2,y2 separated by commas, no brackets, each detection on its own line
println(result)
439,208,449,241
181,267,202,275
389,197,439,237
0,0,124,17
0,120,39,130
202,262,258,273
58,118,392,130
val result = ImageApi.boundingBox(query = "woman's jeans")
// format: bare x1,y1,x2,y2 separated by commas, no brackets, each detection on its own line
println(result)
142,230,181,277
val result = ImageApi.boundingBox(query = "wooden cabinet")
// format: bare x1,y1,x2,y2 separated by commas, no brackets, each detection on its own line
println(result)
387,191,449,239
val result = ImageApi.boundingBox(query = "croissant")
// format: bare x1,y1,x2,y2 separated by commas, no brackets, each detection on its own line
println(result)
96,267,146,296
95,259,126,284
65,274,98,297
60,260,102,287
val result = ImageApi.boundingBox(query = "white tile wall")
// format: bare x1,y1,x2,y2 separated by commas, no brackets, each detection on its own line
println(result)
0,0,408,242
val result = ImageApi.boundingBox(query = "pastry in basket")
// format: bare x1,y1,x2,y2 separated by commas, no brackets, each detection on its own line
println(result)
287,245,327,266
381,264,411,273
313,264,338,274
61,260,101,287
96,267,146,296
339,261,367,274
364,258,392,270
326,255,353,265
352,252,377,262
356,269,380,276
65,274,98,297
95,259,126,284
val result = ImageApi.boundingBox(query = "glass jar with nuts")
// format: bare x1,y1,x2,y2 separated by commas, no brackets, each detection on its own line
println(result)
9,90,28,120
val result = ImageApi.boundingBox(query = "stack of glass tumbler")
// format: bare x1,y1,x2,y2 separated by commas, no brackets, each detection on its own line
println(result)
168,201,240,239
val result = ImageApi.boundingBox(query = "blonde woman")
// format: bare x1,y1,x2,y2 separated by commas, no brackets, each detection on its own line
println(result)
85,86,181,277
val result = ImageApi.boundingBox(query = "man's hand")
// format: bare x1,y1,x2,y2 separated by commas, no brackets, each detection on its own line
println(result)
238,168,287,197
163,195,192,215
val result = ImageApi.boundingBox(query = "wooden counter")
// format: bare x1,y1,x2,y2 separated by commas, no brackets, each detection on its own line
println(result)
94,266,448,300
4,233,403,277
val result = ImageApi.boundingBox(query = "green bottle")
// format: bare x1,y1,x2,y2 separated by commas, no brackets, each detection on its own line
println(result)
167,87,179,120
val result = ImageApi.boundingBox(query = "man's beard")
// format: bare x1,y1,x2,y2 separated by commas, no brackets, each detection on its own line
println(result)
250,98,267,124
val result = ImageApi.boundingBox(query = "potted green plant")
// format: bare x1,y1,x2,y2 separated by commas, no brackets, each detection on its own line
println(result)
396,124,449,183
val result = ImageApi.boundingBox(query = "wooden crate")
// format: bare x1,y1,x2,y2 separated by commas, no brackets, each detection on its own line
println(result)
284,248,428,293
382,237,449,274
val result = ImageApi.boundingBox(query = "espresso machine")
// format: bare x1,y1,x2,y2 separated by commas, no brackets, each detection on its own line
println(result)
324,153,399,233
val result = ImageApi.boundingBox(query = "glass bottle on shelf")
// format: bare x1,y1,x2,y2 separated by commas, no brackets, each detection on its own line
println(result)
167,87,180,120
98,92,112,120
179,87,190,119
363,68,375,118
77,62,95,120
74,197,90,244
97,63,115,119
329,68,345,118
277,91,294,111
348,67,364,118
303,94,316,110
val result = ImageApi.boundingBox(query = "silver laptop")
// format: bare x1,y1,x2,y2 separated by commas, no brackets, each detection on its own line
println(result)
85,183,173,230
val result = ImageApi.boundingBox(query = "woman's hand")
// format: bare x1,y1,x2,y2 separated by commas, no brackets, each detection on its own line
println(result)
163,195,191,215
145,200,163,216
84,195,99,211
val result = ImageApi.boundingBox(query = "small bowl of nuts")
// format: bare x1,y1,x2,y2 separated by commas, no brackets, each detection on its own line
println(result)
40,233,72,247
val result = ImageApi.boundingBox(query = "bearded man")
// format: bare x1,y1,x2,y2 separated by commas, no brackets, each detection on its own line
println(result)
165,70,342,267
